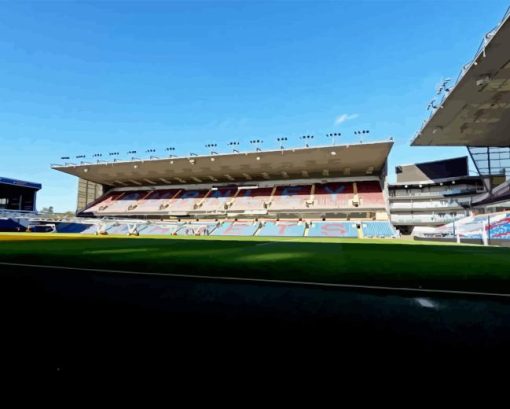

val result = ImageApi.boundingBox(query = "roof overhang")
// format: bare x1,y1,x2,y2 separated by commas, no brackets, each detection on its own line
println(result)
52,141,393,187
0,176,42,191
412,10,510,146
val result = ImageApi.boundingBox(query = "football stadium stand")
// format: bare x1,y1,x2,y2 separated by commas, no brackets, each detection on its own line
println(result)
175,222,218,235
0,215,28,232
211,221,259,236
168,189,208,213
131,190,181,213
37,219,403,238
430,212,510,240
269,185,312,211
47,141,403,237
138,223,181,235
307,221,358,238
55,222,95,233
313,182,354,209
361,221,397,238
257,221,306,237
79,182,387,217
196,188,236,212
229,187,274,212
357,181,385,208
104,223,130,235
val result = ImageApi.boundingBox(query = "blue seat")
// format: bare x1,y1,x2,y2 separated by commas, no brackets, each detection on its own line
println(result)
138,224,181,235
176,222,218,235
106,224,129,234
211,222,259,236
56,223,94,233
308,221,357,237
362,221,396,238
258,221,305,237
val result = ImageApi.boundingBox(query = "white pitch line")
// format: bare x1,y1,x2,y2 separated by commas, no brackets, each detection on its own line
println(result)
0,261,509,298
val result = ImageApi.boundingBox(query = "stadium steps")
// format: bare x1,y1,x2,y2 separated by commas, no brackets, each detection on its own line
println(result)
358,224,363,238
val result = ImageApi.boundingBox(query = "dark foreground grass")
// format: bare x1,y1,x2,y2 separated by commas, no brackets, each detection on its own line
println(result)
1,233,510,293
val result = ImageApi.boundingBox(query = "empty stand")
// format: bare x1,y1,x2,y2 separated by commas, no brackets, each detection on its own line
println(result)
197,188,236,212
308,221,358,238
105,223,130,235
258,221,305,237
131,189,180,212
0,217,27,232
229,188,273,212
211,221,259,236
361,221,396,238
168,190,208,212
56,222,95,233
85,192,125,213
80,224,99,234
357,181,385,207
176,222,218,235
270,185,311,210
313,183,354,209
138,224,181,235
96,192,145,214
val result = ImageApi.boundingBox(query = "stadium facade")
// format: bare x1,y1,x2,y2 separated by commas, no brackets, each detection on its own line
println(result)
388,157,486,233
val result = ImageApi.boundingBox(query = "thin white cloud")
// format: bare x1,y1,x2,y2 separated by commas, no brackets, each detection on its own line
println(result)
335,113,359,125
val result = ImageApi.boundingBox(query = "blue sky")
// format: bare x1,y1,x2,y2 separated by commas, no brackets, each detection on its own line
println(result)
1,0,508,211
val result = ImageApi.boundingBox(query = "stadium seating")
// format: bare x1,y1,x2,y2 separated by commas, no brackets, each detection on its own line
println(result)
257,221,305,237
138,224,182,235
85,192,125,213
487,214,510,239
270,185,311,210
0,217,26,232
313,183,354,209
97,191,147,213
211,221,259,236
357,181,385,207
129,190,180,212
81,179,389,217
361,221,396,238
80,224,99,234
105,223,130,235
229,188,273,212
168,189,208,212
56,222,95,233
176,222,218,235
308,221,358,237
197,188,236,212
434,212,510,240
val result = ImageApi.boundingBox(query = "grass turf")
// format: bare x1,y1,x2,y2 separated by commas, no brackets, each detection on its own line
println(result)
1,233,510,293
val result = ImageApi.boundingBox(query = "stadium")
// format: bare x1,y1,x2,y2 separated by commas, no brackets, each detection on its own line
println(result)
3,3,510,371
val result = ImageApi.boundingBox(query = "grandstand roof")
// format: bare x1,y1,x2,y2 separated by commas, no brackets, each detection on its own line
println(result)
0,176,41,190
412,9,510,146
52,141,393,187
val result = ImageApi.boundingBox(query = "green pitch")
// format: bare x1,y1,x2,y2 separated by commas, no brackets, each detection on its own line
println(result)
1,233,509,293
